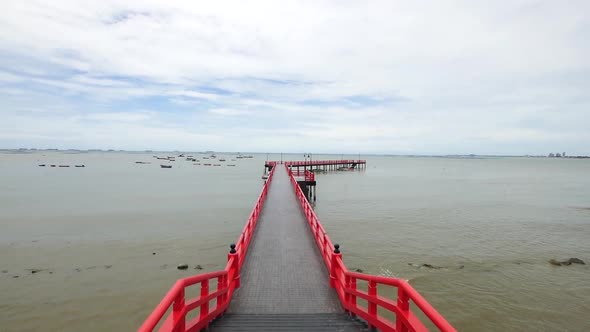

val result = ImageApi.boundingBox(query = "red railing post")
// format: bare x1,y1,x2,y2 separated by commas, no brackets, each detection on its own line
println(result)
228,244,240,289
350,276,357,317
368,280,377,330
217,274,226,311
172,288,185,332
344,274,350,312
200,279,210,321
396,287,410,332
330,244,341,288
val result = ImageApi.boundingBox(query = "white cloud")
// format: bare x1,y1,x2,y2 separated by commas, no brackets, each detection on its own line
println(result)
82,111,154,122
0,71,23,82
0,0,589,154
168,90,221,100
208,108,251,116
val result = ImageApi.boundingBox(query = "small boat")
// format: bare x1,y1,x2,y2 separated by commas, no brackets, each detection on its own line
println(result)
135,161,151,164
50,165,56,167
231,159,236,161
203,157,210,159
219,159,226,162
193,163,201,165
38,164,46,167
75,165,85,168
213,164,221,166
227,164,236,167
203,163,212,166
160,165,172,169
59,165,70,168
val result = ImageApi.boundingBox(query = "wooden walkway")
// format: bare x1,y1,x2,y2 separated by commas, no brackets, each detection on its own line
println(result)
211,166,365,330
228,165,340,313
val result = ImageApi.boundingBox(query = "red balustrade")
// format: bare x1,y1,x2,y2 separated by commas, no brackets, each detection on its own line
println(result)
286,165,456,332
289,169,315,182
139,167,276,332
278,159,365,166
304,170,315,182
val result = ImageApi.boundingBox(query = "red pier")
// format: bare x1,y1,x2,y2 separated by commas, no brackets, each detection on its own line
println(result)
266,159,367,173
139,160,456,332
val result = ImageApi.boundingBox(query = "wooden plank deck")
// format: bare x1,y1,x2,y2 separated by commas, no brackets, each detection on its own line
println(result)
228,165,340,313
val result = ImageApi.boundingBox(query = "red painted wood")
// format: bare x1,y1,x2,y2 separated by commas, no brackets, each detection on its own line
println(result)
138,167,276,332
285,164,456,332
141,161,455,332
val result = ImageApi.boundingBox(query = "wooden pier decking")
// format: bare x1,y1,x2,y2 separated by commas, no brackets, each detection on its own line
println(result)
211,166,364,330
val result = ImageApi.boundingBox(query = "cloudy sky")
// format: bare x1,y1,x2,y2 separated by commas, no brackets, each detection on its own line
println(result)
0,1,588,154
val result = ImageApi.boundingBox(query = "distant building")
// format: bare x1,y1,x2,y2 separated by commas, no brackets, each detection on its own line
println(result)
563,152,566,157
549,153,555,157
556,153,562,157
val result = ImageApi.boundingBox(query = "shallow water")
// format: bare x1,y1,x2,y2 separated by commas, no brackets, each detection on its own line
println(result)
0,152,589,331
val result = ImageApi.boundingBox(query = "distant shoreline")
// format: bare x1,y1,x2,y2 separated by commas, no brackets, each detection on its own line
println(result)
1,149,589,159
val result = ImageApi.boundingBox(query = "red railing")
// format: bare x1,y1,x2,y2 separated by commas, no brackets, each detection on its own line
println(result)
290,169,316,182
139,166,276,332
280,159,365,166
286,165,456,332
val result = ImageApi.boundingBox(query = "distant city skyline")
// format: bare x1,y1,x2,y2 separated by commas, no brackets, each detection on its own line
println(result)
1,1,589,155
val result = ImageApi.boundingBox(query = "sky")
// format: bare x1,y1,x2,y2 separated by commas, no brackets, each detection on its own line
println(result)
0,1,589,155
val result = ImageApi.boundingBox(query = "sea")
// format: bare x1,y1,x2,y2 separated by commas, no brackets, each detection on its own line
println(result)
0,151,589,331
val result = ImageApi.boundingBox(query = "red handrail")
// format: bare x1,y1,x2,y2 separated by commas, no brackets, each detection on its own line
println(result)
286,165,456,332
266,160,366,166
290,169,315,182
139,166,276,332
